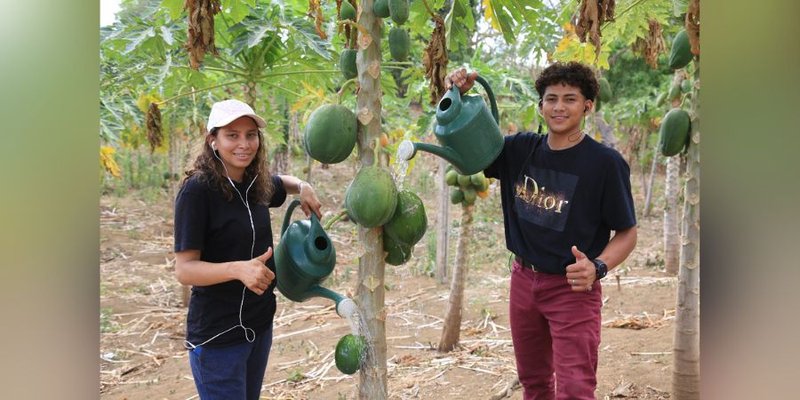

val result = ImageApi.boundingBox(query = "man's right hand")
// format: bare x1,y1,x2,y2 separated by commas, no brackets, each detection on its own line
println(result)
236,247,275,295
445,68,479,95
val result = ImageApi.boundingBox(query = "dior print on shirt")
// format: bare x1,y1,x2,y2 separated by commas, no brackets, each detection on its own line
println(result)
513,169,578,232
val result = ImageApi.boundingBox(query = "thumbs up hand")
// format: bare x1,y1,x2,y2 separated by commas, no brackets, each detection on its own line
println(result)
565,245,596,292
236,247,275,295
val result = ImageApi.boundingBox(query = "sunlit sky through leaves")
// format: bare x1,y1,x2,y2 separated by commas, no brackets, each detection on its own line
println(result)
100,0,121,26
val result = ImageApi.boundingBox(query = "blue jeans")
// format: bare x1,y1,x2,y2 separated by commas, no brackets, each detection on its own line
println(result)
188,326,273,400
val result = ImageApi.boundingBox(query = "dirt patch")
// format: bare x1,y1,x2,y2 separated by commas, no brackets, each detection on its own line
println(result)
100,154,677,399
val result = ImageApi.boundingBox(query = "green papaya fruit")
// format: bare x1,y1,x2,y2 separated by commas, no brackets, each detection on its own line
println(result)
681,79,692,93
339,1,356,21
339,49,357,80
450,188,464,205
335,334,366,374
668,30,692,70
463,187,477,205
476,176,489,192
445,169,458,186
658,108,691,157
656,91,667,107
388,0,409,25
373,0,390,18
345,166,398,228
384,234,413,266
456,173,471,188
667,83,681,102
304,104,357,164
469,172,485,187
383,190,427,246
388,27,410,62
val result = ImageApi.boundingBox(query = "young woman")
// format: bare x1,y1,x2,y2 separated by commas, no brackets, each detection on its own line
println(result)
173,99,321,399
447,63,637,399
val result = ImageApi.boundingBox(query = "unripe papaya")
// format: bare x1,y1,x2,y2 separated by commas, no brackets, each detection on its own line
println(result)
668,30,692,70
373,0,390,18
339,1,356,21
656,91,667,107
450,188,464,205
445,169,458,186
384,234,412,266
345,166,398,228
339,49,357,80
469,172,485,187
667,83,681,102
598,77,613,102
463,187,477,205
658,108,691,157
304,104,357,164
388,27,410,62
383,190,427,247
388,0,409,25
476,176,489,192
456,173,471,188
681,79,692,93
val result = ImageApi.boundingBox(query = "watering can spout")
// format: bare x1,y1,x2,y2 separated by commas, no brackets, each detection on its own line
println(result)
398,140,463,168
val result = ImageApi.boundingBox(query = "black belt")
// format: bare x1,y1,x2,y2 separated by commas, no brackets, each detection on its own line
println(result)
514,256,538,271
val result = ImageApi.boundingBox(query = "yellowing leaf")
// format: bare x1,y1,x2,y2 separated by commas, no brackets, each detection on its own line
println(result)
482,0,502,33
100,146,122,178
136,93,162,113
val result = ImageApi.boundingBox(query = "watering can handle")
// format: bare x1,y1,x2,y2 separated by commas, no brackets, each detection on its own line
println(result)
280,199,321,236
474,75,499,123
281,199,302,236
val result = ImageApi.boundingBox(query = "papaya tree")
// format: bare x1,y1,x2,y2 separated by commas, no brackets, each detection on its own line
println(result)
671,0,700,397
438,169,490,351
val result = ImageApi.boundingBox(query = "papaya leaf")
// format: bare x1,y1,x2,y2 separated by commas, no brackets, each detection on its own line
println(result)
160,0,184,20
124,27,156,54
287,19,331,59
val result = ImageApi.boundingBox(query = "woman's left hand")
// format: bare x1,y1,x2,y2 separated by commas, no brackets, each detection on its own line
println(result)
298,182,322,218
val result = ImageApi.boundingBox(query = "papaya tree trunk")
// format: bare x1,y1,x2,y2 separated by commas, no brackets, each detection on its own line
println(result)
594,111,618,149
355,2,388,398
435,158,450,284
672,69,700,400
438,204,474,352
271,97,290,174
664,155,681,274
643,142,659,217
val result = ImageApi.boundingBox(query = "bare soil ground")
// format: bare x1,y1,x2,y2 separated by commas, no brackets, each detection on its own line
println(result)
100,153,675,400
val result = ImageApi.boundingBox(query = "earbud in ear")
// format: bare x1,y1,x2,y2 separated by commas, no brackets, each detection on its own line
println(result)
585,107,589,113
211,141,217,150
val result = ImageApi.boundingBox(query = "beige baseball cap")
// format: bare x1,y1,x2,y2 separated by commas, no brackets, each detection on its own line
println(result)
206,99,267,131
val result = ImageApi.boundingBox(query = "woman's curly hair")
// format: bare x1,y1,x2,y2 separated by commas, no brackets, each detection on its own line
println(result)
182,124,274,205
535,61,599,103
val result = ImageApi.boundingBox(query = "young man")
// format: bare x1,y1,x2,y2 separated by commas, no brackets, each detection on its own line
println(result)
446,62,637,399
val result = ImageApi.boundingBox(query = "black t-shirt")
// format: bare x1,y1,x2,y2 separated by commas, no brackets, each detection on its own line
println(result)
484,132,636,274
174,174,287,347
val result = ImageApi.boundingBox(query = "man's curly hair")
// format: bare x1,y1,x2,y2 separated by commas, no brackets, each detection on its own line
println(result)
535,61,599,103
181,125,274,205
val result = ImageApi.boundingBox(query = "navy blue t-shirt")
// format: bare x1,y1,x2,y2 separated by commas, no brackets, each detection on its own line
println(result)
484,133,636,274
174,174,287,347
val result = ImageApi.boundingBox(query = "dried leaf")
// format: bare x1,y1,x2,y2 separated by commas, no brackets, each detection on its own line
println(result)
632,20,665,69
184,0,221,69
423,16,448,105
145,102,163,153
308,0,327,40
575,0,615,59
685,0,700,56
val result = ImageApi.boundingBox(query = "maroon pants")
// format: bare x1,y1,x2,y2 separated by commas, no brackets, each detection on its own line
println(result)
509,259,602,400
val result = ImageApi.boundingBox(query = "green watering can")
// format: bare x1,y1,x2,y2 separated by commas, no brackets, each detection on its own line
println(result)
274,199,356,318
398,75,503,175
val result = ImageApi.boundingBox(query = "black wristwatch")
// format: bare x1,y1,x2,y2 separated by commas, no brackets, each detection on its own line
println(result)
592,258,608,280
